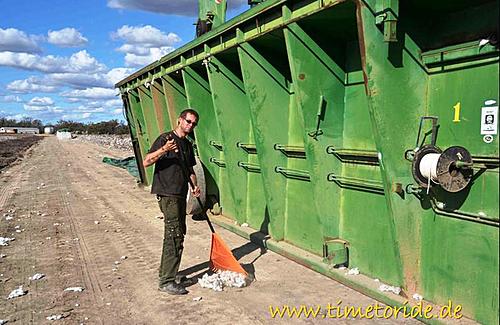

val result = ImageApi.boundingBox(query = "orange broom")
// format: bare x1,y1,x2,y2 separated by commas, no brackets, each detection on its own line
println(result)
186,173,247,276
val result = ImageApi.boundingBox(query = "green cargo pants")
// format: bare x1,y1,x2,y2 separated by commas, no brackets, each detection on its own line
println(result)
157,196,187,287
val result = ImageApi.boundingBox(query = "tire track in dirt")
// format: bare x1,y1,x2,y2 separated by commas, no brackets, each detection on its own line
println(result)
54,139,166,322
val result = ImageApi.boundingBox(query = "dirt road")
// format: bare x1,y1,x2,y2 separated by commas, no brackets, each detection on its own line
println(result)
0,136,421,324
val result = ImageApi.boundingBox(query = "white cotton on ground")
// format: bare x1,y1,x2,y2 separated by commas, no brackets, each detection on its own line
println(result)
412,293,423,301
64,287,84,292
198,271,248,292
0,237,15,246
46,315,63,321
29,273,45,281
7,286,27,299
378,284,401,295
346,267,359,275
0,319,8,324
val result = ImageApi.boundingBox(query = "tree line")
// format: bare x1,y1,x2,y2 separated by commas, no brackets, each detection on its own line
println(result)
0,117,129,135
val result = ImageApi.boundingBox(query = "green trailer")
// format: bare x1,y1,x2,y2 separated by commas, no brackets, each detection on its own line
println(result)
116,1,499,323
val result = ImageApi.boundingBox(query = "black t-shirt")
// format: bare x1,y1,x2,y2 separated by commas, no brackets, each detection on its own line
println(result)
148,131,196,198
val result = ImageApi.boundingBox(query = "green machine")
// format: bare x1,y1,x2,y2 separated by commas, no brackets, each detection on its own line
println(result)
117,1,499,323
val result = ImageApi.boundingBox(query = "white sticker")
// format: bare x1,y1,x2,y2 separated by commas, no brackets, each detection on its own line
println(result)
481,106,498,135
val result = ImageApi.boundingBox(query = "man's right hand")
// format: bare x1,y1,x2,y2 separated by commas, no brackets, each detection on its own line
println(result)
161,139,177,153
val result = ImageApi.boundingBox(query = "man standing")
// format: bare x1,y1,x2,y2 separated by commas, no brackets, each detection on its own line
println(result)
143,109,201,295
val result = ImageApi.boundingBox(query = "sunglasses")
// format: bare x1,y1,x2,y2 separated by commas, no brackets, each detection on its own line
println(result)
185,118,197,127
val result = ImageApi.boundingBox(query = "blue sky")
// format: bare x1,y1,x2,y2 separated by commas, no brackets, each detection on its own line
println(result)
0,0,247,124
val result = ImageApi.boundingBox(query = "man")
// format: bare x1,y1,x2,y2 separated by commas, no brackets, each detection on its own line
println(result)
143,109,201,295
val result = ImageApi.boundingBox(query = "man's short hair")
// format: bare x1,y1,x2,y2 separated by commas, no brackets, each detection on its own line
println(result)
179,108,199,121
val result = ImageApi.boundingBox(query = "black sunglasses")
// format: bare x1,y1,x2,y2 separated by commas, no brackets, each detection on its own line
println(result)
185,118,197,126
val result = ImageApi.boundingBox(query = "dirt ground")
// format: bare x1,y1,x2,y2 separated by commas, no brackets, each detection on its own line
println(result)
0,136,423,324
0,135,41,170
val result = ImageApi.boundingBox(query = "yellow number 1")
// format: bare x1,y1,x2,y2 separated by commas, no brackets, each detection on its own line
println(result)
453,102,461,122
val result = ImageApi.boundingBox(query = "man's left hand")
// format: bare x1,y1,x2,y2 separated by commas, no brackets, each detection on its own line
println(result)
191,185,201,197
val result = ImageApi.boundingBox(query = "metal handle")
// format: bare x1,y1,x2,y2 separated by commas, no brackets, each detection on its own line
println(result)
274,166,310,181
209,140,223,151
415,116,438,148
237,161,261,173
274,144,306,158
236,142,257,154
326,173,384,194
326,146,379,165
308,95,325,140
209,157,226,168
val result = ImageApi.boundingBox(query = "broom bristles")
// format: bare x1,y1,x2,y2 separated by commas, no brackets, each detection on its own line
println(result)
210,233,247,276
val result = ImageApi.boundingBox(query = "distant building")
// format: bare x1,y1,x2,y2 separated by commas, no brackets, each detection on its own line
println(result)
44,126,55,134
0,127,40,134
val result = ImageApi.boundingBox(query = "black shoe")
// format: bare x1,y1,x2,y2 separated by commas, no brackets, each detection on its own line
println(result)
158,282,188,295
176,275,195,286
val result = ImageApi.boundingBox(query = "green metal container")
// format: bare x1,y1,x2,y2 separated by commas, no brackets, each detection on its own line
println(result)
117,1,499,323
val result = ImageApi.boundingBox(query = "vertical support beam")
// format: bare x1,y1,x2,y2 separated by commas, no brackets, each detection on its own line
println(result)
127,89,153,184
122,93,147,184
162,74,188,129
138,85,161,145
284,21,401,282
205,55,267,228
284,22,345,240
182,66,234,216
151,78,170,133
238,41,323,253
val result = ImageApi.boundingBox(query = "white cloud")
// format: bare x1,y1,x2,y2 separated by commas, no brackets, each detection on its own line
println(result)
48,73,109,89
104,98,123,107
1,95,23,103
112,108,123,114
111,25,180,68
106,67,136,85
76,105,106,113
0,50,107,73
7,77,59,93
27,96,55,106
124,46,175,67
0,28,41,53
62,112,91,120
116,43,150,56
61,87,118,100
24,96,55,111
5,113,30,120
47,28,88,47
112,25,181,47
107,0,246,16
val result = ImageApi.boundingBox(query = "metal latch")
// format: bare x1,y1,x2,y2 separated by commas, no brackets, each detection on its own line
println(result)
323,237,350,267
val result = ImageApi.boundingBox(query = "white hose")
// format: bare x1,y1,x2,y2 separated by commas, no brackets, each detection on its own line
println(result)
419,153,440,183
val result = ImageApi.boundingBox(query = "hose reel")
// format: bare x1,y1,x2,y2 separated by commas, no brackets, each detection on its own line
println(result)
411,145,473,193
408,116,474,193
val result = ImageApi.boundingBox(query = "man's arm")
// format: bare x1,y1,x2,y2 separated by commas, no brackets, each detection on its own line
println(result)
143,139,177,167
188,166,201,197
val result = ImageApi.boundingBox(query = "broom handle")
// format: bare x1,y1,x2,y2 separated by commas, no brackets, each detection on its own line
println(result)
186,176,216,233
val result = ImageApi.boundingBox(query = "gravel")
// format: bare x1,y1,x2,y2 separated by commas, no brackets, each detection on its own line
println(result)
74,135,133,153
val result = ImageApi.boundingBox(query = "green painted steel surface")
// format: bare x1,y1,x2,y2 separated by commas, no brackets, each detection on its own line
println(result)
182,66,234,216
127,90,153,183
205,53,268,229
117,1,499,323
